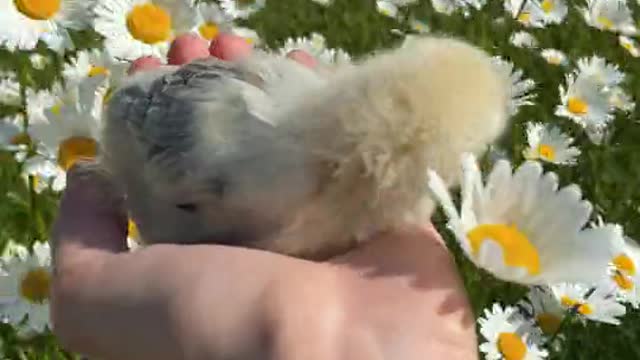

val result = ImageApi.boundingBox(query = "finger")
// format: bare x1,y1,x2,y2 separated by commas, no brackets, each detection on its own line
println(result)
51,160,128,270
209,32,253,62
127,56,163,75
168,33,211,65
286,50,318,69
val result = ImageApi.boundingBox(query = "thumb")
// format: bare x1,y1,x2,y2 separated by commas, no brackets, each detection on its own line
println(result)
51,161,128,270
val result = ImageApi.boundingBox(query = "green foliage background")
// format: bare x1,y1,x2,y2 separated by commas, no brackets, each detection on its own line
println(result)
2,0,640,358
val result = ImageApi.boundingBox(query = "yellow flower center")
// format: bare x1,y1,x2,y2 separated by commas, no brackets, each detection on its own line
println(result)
560,296,593,315
88,65,109,77
14,0,61,20
541,0,554,13
20,267,50,304
537,144,556,161
31,175,40,189
497,332,527,360
10,132,31,146
128,219,140,240
517,12,531,23
546,55,562,65
126,3,172,44
199,22,219,40
567,97,588,115
613,271,634,290
57,136,98,171
535,313,562,335
613,254,636,275
50,102,63,116
467,224,540,275
597,16,614,30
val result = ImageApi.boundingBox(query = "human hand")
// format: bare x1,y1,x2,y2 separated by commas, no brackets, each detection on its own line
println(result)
49,34,477,360
49,163,477,360
127,32,318,75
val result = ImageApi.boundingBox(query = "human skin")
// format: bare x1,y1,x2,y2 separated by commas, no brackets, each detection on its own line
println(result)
49,165,477,360
48,34,478,359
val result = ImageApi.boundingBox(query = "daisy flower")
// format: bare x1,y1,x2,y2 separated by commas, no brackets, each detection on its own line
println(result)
540,49,568,66
431,0,457,15
408,17,430,33
537,0,567,24
62,49,128,89
280,33,351,66
608,86,635,113
29,80,106,171
478,303,548,360
22,155,66,192
93,0,198,61
127,219,143,251
280,33,327,57
29,54,48,70
580,0,637,35
505,0,546,28
25,85,61,125
619,35,639,57
491,57,537,116
551,282,626,325
0,241,29,263
0,114,30,161
0,75,21,106
510,31,538,48
0,0,90,52
432,0,486,16
520,286,566,336
427,153,620,285
0,242,52,333
376,0,400,19
193,2,233,42
523,122,581,165
608,236,640,308
576,56,624,90
555,73,613,131
220,0,266,20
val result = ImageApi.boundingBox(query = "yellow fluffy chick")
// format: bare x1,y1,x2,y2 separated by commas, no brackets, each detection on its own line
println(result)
100,35,510,260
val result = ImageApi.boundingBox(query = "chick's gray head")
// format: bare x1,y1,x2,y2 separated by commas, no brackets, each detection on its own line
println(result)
101,57,324,247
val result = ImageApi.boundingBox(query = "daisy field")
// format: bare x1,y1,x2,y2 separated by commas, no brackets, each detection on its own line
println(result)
2,0,640,358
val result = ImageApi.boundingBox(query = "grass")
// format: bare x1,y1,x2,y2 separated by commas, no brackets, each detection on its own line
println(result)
2,0,640,358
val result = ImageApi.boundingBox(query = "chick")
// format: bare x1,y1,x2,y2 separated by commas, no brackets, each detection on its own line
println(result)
101,35,511,260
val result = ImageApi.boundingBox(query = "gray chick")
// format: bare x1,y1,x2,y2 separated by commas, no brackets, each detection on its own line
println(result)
100,35,512,260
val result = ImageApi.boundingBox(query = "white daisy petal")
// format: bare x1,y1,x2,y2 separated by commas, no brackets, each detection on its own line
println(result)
220,0,266,20
491,57,537,116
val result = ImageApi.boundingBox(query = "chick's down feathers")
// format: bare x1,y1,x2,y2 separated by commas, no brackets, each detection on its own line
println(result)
101,36,510,260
